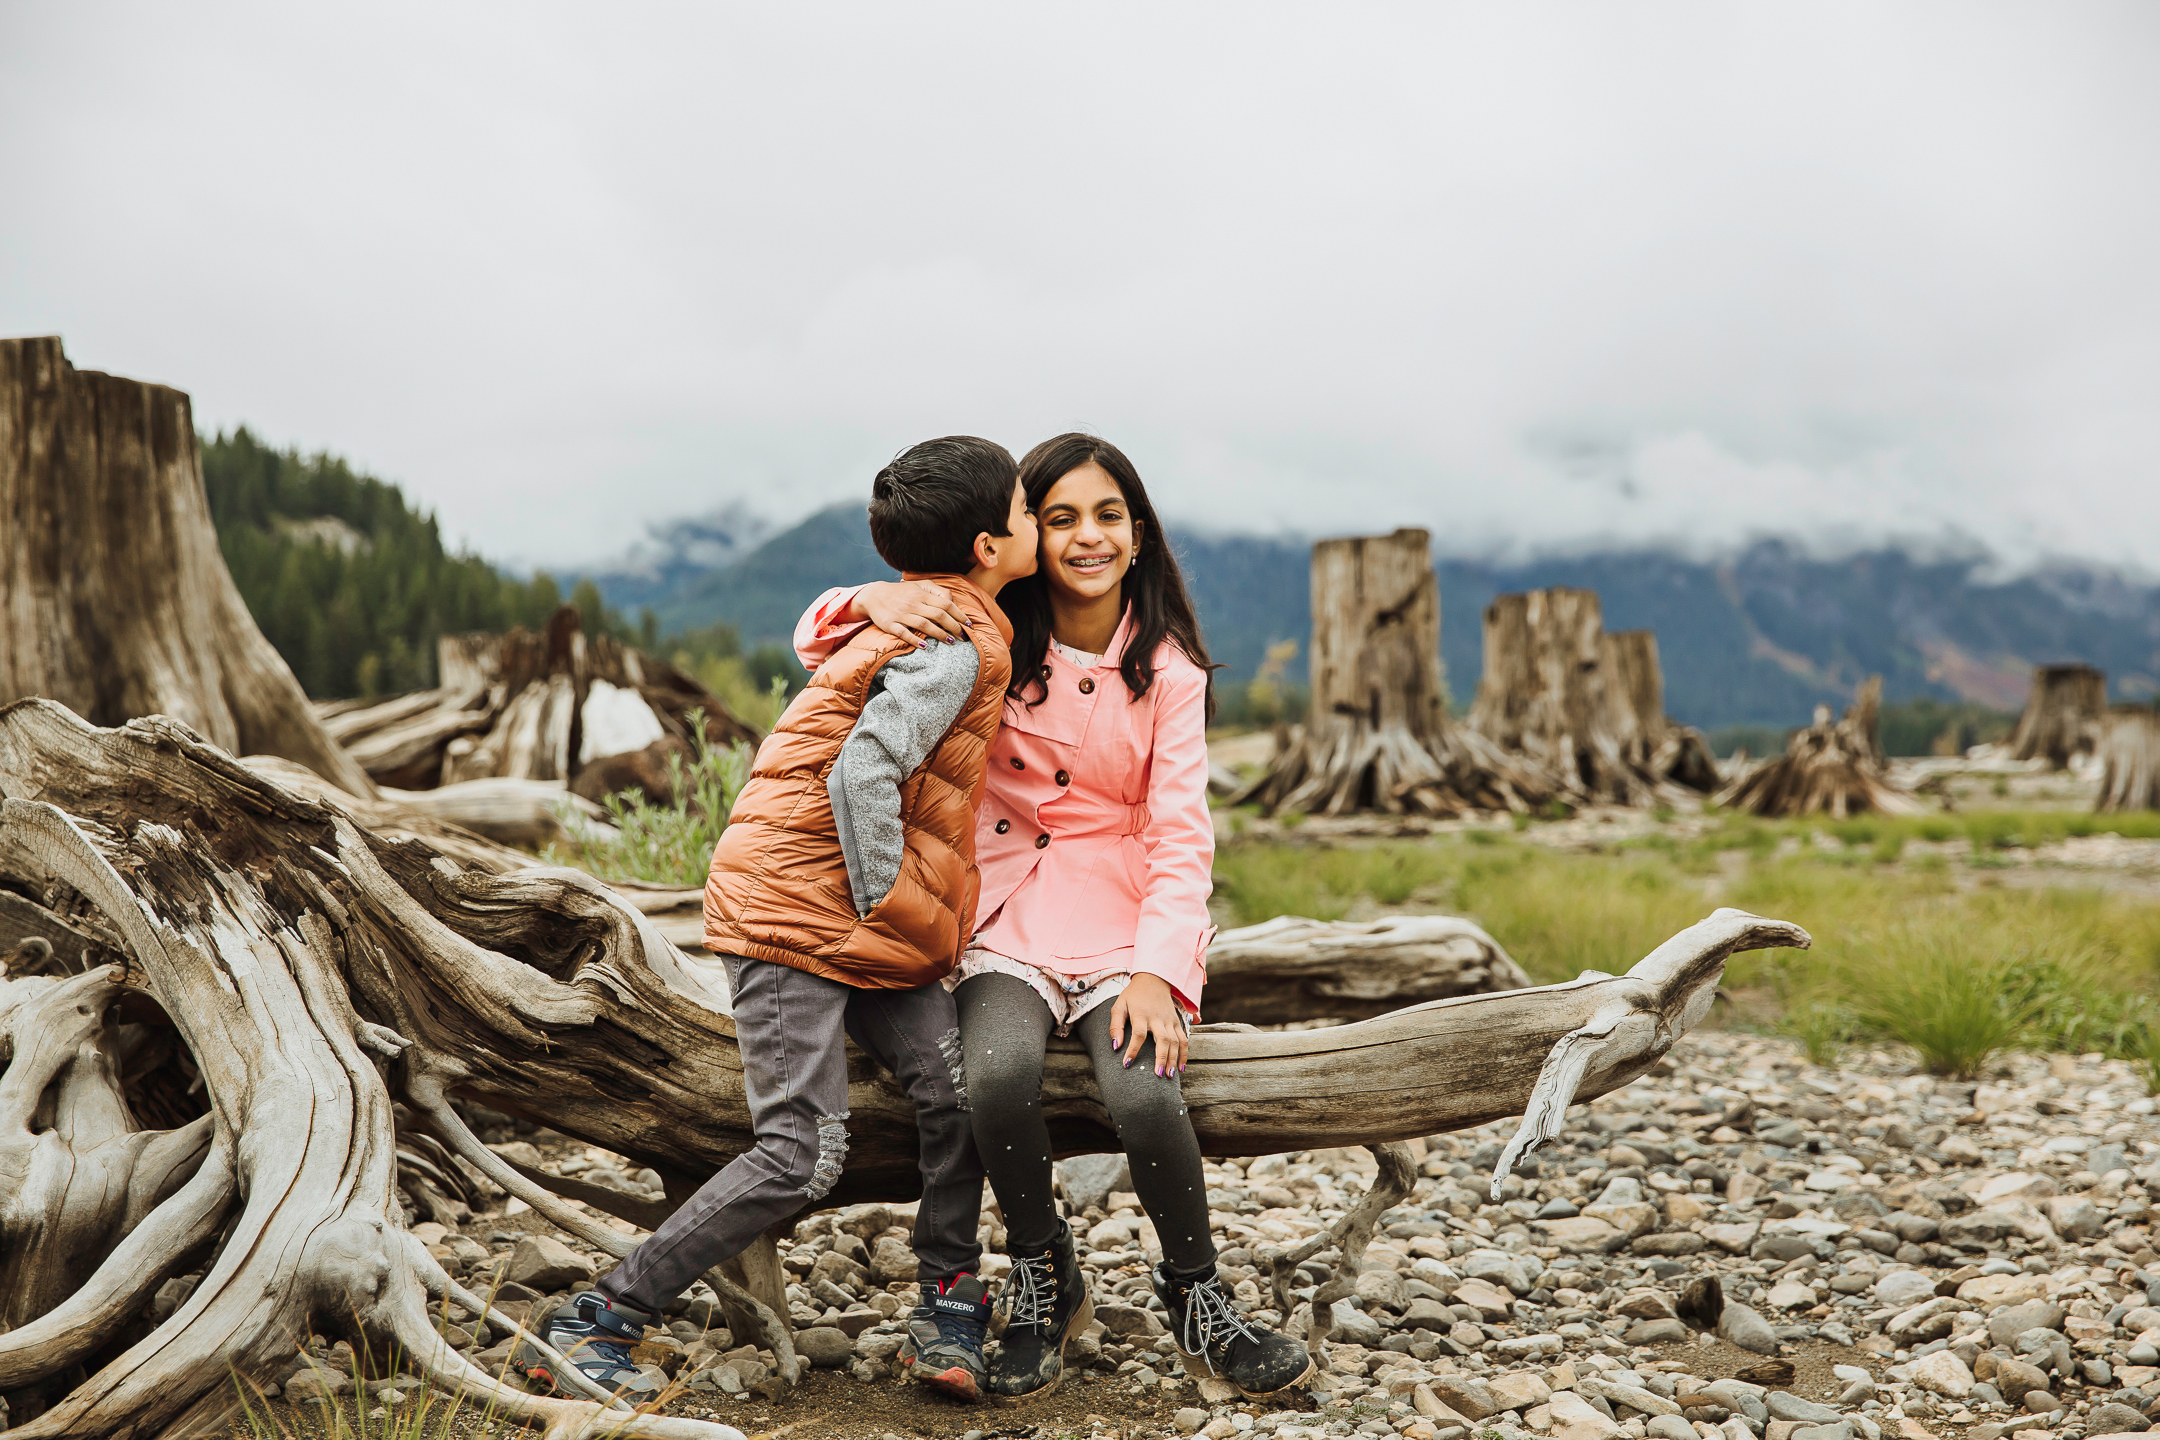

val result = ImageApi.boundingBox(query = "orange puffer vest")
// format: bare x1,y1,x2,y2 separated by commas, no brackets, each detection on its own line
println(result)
703,575,1013,988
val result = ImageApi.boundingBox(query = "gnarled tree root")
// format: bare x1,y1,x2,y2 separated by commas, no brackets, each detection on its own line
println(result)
0,706,748,1438
1261,1142,1420,1352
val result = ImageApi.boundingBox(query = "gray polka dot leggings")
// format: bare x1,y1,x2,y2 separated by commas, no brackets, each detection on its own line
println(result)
956,972,1216,1272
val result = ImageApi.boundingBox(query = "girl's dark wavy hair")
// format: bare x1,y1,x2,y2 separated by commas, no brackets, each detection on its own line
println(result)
1003,433,1218,720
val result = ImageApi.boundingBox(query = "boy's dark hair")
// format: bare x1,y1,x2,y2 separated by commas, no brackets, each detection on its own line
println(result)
866,436,1019,574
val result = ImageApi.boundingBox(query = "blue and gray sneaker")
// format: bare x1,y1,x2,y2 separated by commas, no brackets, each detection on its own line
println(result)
518,1290,664,1404
900,1273,991,1402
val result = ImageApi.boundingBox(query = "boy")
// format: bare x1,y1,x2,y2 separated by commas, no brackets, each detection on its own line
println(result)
525,436,1036,1404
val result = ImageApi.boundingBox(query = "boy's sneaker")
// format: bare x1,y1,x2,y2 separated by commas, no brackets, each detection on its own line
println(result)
1153,1262,1313,1397
517,1290,663,1404
987,1221,1094,1399
901,1273,992,1402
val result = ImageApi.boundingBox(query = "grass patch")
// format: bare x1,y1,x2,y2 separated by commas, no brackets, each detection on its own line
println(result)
234,1349,527,1440
545,717,751,888
1212,815,2160,1074
1214,837,1713,980
1784,1001,1857,1067
1852,937,2045,1079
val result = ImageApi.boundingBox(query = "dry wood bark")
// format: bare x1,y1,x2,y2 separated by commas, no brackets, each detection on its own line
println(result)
322,608,757,797
237,755,568,874
0,698,1806,1433
0,335,374,798
2094,706,2160,813
2011,663,2108,768
1236,531,1556,816
1714,677,1921,819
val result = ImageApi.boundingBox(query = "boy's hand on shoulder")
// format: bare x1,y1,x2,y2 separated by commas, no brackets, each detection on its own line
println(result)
1109,973,1188,1076
852,580,971,647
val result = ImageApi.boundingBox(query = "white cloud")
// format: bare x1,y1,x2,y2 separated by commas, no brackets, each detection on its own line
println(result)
2,2,2155,571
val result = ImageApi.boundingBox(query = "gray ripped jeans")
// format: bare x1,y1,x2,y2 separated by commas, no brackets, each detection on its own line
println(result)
599,956,983,1313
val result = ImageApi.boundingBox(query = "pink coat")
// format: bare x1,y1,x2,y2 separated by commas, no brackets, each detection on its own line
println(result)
795,589,1216,1011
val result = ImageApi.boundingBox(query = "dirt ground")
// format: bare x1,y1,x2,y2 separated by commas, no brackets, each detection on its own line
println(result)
235,1363,1319,1439
232,1338,1891,1440
1643,1336,1884,1402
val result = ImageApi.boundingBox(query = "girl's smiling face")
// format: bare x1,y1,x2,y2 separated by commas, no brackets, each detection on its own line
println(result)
1036,460,1138,602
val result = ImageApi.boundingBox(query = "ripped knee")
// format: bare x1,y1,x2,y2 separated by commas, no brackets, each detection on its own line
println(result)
936,1026,970,1113
800,1112,849,1202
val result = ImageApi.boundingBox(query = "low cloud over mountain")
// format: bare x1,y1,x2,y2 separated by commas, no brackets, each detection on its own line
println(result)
583,507,2160,732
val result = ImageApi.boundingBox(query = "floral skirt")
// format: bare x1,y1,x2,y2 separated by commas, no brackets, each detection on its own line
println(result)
942,946,1187,1038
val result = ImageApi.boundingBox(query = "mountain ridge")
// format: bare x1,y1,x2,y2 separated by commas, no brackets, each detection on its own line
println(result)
580,504,2160,731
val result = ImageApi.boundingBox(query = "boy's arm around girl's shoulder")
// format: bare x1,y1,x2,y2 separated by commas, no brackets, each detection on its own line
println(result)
827,636,982,917
793,585,870,672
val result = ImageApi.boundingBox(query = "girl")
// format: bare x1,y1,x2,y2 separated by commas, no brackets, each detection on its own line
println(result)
793,433,1312,1400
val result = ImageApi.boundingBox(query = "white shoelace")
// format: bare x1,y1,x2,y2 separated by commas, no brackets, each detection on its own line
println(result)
1002,1252,1058,1328
1177,1275,1265,1375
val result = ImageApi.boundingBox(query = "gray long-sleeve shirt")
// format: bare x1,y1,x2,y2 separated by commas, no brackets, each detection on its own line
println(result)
829,638,983,916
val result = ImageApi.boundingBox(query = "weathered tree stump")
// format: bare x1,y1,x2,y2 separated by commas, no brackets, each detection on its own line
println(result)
1715,677,1920,818
2010,663,2108,769
1466,590,1706,806
0,698,1807,1432
1602,629,1719,793
323,608,757,796
2094,706,2160,813
1236,530,1554,816
0,335,373,798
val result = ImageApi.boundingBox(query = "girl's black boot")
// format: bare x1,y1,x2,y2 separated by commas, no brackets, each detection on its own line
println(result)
1152,1262,1313,1397
986,1220,1094,1398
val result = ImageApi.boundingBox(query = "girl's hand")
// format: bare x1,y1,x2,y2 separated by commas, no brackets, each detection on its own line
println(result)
1108,973,1189,1076
847,580,972,647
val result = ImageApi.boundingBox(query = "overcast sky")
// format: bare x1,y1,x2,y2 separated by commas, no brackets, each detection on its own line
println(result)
4,4,2156,572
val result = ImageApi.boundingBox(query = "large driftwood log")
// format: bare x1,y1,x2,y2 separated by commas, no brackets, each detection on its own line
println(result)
1715,677,1921,818
0,698,1807,1433
2094,706,2160,813
0,335,374,798
620,897,1538,1021
321,607,757,796
1236,530,1556,817
1199,914,1531,1025
2011,663,2108,769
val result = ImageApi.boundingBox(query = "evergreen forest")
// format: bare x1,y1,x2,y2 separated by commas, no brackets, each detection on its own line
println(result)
201,427,636,699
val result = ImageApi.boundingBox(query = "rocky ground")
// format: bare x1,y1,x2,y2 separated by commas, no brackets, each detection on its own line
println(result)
238,1030,2160,1440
